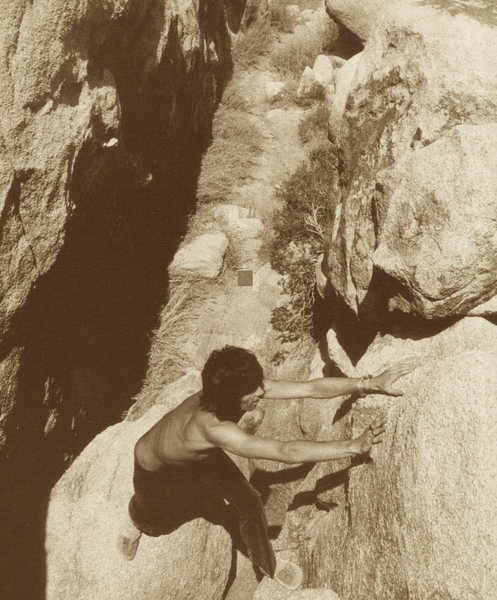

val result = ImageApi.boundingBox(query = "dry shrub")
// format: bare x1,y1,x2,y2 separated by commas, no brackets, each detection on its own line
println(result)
219,81,250,112
136,276,219,400
232,20,273,70
292,83,327,107
271,18,337,78
197,107,262,203
270,143,338,341
269,0,298,32
298,102,331,144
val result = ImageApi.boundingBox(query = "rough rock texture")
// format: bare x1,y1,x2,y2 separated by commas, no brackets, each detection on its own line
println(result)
315,253,327,299
326,0,398,40
324,0,497,320
325,328,354,375
254,583,340,600
328,52,361,142
265,81,286,103
127,369,201,421
0,1,232,597
46,404,232,600
169,232,229,278
252,351,350,539
225,0,269,34
313,55,334,87
232,217,265,238
373,124,497,317
277,317,497,600
297,66,318,98
212,203,250,222
327,0,497,40
468,294,497,316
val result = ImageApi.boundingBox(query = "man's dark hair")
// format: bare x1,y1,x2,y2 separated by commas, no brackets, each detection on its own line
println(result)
200,346,264,421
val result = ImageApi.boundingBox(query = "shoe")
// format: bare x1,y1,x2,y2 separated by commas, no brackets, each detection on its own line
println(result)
117,527,142,560
273,559,303,590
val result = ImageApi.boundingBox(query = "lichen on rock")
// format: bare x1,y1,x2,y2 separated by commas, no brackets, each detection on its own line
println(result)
274,318,497,599
324,0,497,320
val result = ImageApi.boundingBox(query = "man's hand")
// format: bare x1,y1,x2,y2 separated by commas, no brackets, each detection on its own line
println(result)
354,414,387,454
370,360,416,396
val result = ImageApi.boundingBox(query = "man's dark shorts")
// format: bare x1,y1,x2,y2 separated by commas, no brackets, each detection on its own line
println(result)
129,456,227,536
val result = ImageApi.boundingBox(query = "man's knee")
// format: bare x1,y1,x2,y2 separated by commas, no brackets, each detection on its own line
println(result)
242,487,265,515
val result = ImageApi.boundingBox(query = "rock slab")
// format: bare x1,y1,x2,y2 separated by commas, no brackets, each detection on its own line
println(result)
325,1,497,319
278,317,497,599
373,124,497,317
169,232,229,278
46,404,232,600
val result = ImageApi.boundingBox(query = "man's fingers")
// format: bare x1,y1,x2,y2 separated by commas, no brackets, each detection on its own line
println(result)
368,426,385,437
373,414,387,427
388,388,403,397
373,437,383,445
367,415,387,440
391,361,417,379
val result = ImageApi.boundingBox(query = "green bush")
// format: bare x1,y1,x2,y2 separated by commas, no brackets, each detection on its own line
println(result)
270,143,338,341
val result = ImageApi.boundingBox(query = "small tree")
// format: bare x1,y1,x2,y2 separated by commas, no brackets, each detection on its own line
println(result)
270,143,338,341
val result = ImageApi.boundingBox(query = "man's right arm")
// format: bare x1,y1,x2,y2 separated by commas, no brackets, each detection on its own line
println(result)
206,416,386,464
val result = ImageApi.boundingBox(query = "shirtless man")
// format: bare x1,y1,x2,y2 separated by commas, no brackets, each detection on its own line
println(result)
119,346,413,590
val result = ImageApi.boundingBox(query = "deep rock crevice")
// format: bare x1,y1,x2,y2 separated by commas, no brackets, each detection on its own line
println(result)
0,1,234,598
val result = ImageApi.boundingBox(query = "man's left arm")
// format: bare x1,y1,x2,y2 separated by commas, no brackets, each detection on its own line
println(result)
263,361,416,400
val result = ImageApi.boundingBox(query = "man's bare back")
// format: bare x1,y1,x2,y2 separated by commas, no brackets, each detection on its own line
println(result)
122,345,414,587
135,393,219,470
133,356,416,471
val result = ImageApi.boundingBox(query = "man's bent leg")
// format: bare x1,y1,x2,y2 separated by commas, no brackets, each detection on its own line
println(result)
200,450,276,578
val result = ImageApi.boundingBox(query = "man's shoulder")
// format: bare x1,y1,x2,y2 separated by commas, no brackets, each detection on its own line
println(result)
204,420,246,446
162,392,201,419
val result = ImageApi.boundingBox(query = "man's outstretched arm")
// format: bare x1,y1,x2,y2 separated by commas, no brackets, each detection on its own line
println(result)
263,361,416,400
207,415,386,464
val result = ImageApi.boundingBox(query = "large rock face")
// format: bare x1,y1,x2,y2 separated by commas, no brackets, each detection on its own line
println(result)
0,1,231,598
325,0,497,320
46,404,232,600
225,0,269,33
373,124,497,317
343,317,497,599
276,317,497,599
326,0,497,39
325,0,394,40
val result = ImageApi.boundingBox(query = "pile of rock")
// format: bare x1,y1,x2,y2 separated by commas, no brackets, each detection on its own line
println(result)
278,4,326,32
168,204,265,279
296,54,346,99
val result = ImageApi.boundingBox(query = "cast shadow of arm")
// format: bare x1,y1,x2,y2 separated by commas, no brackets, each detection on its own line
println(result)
289,454,370,511
249,463,314,504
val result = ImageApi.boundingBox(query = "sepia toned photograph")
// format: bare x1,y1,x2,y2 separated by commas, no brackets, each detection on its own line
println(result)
1,0,496,599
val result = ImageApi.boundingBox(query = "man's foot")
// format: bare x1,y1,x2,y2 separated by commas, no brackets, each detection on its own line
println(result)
273,560,303,591
117,528,141,561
